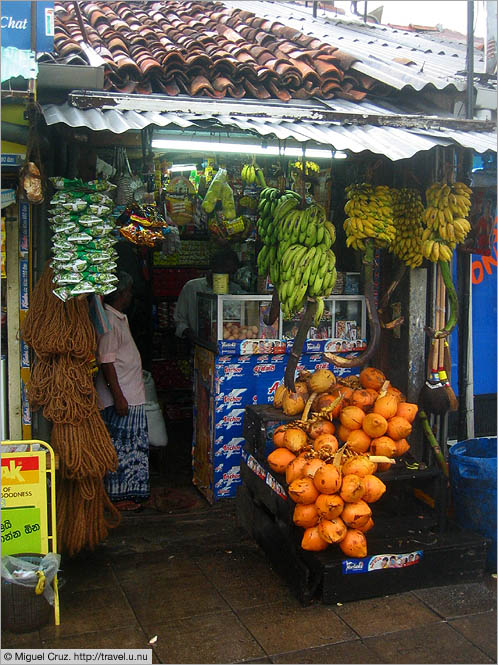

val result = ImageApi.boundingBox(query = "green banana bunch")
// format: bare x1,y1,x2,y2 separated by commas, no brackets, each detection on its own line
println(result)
391,188,425,268
423,181,472,245
256,188,338,325
344,184,396,250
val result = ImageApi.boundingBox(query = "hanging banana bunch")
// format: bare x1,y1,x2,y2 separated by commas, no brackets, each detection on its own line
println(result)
390,188,425,268
241,161,266,187
421,181,472,263
256,187,337,326
343,184,396,251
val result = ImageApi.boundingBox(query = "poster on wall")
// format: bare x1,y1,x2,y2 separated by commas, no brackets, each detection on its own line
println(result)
460,188,497,256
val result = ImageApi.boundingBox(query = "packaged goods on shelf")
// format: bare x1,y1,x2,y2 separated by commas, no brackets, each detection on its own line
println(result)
48,177,118,301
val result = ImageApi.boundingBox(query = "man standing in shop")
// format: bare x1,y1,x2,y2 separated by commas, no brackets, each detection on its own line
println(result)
96,271,149,512
174,248,245,342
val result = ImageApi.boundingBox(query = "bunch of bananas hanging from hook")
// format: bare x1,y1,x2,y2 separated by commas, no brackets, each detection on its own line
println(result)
421,182,472,262
241,162,266,187
343,184,396,251
390,188,426,268
291,160,320,176
256,187,337,325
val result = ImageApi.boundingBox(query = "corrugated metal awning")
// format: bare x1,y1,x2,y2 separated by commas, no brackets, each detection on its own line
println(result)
41,102,496,162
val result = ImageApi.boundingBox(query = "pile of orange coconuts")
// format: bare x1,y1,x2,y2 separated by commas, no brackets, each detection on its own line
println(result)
267,367,419,556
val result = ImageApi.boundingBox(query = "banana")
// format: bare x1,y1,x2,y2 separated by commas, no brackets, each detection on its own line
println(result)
313,297,325,326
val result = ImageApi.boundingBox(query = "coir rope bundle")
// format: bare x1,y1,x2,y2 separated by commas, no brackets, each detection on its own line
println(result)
22,265,121,556
22,266,96,360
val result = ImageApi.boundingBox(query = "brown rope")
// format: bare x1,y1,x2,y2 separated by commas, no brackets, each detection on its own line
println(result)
25,265,121,556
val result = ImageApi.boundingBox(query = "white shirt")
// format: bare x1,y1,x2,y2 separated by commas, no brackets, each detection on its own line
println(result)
174,277,245,338
95,304,146,409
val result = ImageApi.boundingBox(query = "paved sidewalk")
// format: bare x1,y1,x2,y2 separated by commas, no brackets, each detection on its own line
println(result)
2,494,496,664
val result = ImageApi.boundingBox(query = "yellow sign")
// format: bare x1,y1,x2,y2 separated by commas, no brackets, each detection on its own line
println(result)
1,451,48,552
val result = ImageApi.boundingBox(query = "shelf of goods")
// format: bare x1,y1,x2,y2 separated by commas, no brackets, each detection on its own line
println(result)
237,405,489,605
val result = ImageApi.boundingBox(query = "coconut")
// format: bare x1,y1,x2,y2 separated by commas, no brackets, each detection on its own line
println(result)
362,474,387,503
273,385,286,409
283,427,308,453
308,419,335,440
340,406,365,431
346,429,372,454
293,503,319,528
282,390,305,416
301,526,329,551
318,517,347,543
312,433,339,454
312,463,342,494
272,425,287,448
267,448,296,474
288,477,319,504
315,493,344,519
308,368,336,394
341,456,376,478
339,529,368,558
340,474,365,502
341,500,372,528
303,457,326,479
285,456,308,484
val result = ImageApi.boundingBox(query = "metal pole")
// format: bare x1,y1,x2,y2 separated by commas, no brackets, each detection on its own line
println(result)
456,3,475,441
313,1,318,18
363,0,368,22
466,1,474,120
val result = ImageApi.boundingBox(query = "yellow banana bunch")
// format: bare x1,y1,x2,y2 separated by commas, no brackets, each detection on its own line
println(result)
344,184,396,250
241,163,266,187
424,181,472,243
391,188,425,268
291,160,320,175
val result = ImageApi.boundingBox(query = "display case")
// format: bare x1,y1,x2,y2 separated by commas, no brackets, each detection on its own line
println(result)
282,296,367,351
196,293,367,354
197,293,283,354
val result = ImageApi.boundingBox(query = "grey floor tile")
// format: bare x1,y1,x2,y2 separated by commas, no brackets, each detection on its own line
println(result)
113,554,202,583
334,592,441,638
413,582,496,618
237,601,357,655
1,630,42,648
148,611,265,664
271,639,383,663
39,586,136,640
450,609,497,661
60,558,118,592
120,574,231,627
40,625,152,650
365,622,494,664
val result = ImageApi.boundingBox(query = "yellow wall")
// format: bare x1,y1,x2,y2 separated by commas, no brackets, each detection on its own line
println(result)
1,140,26,154
2,105,29,126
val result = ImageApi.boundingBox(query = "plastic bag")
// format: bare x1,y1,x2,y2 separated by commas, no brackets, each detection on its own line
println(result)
1,553,60,605
201,168,227,213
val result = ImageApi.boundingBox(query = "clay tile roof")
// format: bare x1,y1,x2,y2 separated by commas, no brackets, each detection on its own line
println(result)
48,0,378,101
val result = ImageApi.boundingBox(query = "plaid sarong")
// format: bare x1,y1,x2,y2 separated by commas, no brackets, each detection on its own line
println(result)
101,404,149,502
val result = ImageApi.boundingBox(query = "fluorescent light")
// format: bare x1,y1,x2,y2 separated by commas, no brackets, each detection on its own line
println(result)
151,138,346,160
168,164,197,172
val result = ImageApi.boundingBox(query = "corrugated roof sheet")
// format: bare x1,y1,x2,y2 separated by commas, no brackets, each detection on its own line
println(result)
41,101,497,161
221,1,487,91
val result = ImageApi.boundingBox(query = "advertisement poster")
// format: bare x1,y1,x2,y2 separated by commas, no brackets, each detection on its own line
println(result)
1,506,42,556
342,550,423,574
460,187,497,256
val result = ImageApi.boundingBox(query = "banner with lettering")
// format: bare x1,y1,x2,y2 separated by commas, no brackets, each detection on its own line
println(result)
1,452,48,553
1,1,54,52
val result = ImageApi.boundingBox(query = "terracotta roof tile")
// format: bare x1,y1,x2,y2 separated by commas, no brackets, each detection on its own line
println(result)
49,0,376,101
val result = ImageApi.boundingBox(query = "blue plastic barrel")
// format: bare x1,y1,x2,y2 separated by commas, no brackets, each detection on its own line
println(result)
448,437,497,572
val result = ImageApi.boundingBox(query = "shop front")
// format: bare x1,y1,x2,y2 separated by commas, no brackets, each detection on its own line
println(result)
17,94,491,575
